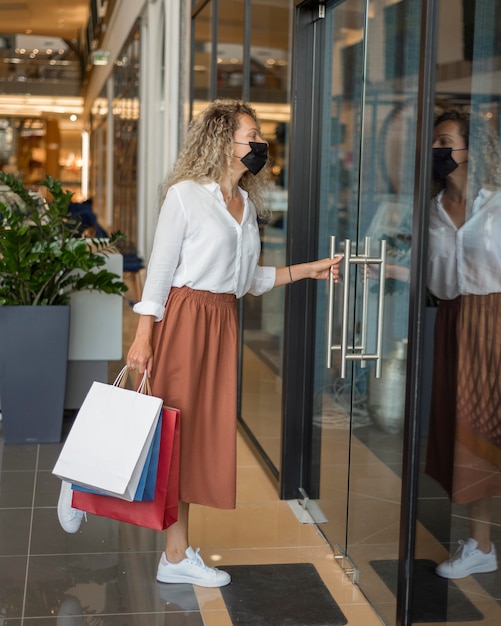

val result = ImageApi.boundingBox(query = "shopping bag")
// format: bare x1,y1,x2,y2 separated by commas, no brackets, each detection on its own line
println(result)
72,412,162,502
72,405,180,530
52,366,163,501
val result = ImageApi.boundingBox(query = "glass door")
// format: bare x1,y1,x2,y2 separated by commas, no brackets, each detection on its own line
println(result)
309,1,423,623
412,2,501,624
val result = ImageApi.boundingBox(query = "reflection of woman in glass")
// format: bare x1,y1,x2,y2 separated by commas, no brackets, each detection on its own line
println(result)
427,108,501,579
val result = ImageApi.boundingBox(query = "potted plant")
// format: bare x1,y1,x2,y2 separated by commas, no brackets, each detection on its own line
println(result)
0,172,127,444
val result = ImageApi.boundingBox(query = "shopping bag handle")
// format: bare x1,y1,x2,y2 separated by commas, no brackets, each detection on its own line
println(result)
113,365,151,395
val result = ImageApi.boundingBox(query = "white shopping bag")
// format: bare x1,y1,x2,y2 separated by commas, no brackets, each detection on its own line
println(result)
53,367,163,501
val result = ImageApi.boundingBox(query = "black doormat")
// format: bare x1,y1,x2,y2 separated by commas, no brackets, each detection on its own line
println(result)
220,563,347,626
370,559,484,622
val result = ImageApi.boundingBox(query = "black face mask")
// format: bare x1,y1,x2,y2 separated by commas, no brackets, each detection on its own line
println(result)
237,141,268,175
432,147,466,180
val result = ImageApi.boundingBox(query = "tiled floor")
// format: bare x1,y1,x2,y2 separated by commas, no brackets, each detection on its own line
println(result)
0,424,384,624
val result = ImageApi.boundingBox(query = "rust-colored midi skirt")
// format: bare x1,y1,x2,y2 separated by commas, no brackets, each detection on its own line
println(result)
426,294,501,504
149,286,238,510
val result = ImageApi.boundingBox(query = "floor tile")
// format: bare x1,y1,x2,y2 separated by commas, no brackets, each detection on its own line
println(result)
342,601,391,625
189,501,327,551
37,442,65,471
0,509,31,555
236,465,279,502
24,553,201,619
199,609,233,626
0,442,38,471
34,471,61,507
0,470,35,508
20,614,202,625
0,556,28,617
29,508,165,556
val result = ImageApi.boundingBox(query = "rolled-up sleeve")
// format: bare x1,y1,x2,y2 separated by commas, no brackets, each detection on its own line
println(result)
248,265,276,296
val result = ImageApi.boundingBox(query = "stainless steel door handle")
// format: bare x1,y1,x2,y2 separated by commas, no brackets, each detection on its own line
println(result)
326,237,387,378
340,239,351,378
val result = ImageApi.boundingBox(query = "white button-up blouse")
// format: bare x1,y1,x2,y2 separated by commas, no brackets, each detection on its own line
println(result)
133,180,276,321
427,188,501,300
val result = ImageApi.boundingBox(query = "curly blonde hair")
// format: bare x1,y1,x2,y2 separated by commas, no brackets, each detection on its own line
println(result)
432,107,501,196
158,99,272,219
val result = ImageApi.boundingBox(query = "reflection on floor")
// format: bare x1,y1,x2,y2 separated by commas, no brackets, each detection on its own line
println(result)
371,559,484,623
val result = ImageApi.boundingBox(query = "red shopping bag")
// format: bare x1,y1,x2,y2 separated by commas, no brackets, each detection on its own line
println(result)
72,406,180,530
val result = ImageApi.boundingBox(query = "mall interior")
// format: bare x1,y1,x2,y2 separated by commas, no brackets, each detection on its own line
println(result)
0,0,500,624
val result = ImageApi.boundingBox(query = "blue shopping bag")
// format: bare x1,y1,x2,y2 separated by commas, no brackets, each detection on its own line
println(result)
72,415,162,502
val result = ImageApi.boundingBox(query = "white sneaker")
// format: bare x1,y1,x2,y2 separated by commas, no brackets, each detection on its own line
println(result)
57,481,85,533
436,538,498,579
157,547,231,587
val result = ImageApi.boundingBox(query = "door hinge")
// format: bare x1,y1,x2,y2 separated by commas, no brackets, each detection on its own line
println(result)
312,1,326,21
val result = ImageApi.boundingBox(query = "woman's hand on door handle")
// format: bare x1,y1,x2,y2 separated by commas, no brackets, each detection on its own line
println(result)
274,255,344,287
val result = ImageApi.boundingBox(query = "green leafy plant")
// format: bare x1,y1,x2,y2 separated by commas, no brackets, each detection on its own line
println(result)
0,172,128,305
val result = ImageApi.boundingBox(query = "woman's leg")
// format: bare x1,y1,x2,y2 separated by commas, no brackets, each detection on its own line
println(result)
165,501,190,562
436,496,497,578
157,500,230,586
469,497,492,553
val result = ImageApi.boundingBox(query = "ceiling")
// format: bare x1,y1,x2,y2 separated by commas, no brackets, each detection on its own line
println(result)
0,0,89,41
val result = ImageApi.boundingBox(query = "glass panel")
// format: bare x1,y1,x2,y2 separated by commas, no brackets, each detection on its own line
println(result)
347,3,421,623
90,87,108,228
241,0,292,471
414,1,501,623
112,23,140,255
193,2,213,106
312,1,422,624
311,0,366,566
250,0,290,105
216,0,244,99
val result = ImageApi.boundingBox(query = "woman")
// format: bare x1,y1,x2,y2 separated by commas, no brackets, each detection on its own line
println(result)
58,99,342,587
427,108,501,579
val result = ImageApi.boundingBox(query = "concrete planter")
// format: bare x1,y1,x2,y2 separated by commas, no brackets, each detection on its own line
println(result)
0,305,70,444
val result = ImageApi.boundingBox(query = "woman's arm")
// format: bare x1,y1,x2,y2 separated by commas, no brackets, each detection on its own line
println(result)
127,314,156,376
274,256,343,288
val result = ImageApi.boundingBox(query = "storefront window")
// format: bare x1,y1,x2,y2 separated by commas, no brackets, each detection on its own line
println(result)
89,88,108,229
193,2,213,107
241,0,292,472
250,0,290,105
216,0,244,99
112,23,140,254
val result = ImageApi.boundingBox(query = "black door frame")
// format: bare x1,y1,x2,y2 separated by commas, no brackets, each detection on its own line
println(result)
281,2,439,625
396,2,438,624
280,0,328,501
